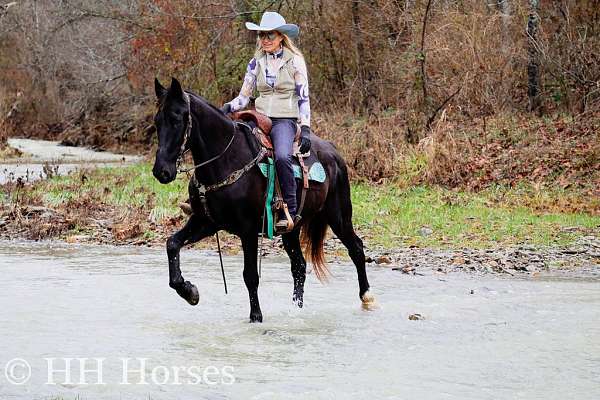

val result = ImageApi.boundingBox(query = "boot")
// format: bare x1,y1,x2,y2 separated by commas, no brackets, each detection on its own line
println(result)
179,199,193,215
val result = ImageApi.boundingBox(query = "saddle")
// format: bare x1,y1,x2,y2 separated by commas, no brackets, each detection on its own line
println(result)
231,110,301,152
231,110,310,234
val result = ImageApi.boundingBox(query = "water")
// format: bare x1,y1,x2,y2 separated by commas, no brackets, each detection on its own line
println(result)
0,240,599,399
1,139,141,184
5,139,141,163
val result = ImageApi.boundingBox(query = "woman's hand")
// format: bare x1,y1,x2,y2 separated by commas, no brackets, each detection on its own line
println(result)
220,103,232,115
299,125,311,153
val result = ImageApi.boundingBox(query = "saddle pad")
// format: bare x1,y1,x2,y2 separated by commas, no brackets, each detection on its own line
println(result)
258,159,326,183
258,158,276,239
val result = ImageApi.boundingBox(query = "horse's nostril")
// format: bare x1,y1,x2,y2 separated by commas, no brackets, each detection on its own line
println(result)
153,164,174,183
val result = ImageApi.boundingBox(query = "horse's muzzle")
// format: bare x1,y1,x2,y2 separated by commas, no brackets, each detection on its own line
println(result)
153,163,176,184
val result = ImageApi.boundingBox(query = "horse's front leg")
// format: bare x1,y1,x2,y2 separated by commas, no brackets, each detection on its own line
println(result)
241,234,262,322
167,214,216,305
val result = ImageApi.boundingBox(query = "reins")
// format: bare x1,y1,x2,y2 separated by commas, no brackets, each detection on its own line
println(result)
176,135,235,174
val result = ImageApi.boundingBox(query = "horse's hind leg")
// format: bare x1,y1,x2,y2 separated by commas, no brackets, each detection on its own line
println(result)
328,216,372,303
282,230,306,308
326,183,373,306
167,214,216,306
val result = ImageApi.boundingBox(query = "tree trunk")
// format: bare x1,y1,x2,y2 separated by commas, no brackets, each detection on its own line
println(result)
418,0,433,109
497,0,511,48
527,0,542,113
351,0,377,115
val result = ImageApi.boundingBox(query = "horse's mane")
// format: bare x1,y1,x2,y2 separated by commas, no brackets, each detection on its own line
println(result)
185,90,226,117
156,86,225,118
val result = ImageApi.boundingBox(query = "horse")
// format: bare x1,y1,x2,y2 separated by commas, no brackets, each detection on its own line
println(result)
152,77,374,322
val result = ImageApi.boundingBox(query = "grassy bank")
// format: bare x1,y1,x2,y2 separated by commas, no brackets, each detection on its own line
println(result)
1,162,598,249
352,184,598,248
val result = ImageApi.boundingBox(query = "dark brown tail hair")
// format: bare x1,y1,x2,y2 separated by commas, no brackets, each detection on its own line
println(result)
300,214,330,282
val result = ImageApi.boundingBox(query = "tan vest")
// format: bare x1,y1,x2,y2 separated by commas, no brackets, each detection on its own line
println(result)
254,47,299,119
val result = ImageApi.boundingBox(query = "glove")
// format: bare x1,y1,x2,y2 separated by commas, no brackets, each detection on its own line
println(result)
220,103,232,115
299,125,312,153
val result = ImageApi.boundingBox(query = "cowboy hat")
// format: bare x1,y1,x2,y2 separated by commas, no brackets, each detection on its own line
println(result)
245,11,299,38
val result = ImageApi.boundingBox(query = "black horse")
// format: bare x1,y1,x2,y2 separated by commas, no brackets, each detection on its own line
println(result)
152,77,374,322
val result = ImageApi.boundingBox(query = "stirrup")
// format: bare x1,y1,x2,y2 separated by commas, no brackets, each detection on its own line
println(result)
275,203,295,233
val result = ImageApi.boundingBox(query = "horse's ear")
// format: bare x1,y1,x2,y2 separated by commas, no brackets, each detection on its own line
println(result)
169,77,183,98
154,78,167,99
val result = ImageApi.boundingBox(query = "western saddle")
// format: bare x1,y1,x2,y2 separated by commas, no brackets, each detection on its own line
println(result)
231,110,301,151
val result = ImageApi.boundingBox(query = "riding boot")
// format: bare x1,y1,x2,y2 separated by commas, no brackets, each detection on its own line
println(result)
179,199,193,215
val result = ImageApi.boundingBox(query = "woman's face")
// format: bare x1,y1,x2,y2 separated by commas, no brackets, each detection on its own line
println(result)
259,31,283,53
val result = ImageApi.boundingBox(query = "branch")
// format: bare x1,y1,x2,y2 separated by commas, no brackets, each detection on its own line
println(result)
418,0,433,103
1,1,17,10
426,86,462,131
148,6,255,21
82,73,127,86
62,0,154,31
0,1,17,18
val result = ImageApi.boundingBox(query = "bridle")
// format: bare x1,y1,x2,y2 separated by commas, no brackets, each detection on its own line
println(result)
175,92,236,174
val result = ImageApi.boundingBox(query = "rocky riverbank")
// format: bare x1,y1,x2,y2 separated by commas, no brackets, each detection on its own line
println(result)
359,235,600,277
2,209,597,278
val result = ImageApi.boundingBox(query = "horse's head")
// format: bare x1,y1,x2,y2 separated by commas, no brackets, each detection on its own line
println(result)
152,77,189,184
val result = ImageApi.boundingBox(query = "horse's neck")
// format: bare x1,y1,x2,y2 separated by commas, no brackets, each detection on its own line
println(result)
189,97,233,150
187,97,250,183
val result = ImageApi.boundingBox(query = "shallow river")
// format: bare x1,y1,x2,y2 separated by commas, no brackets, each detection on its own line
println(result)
1,138,141,184
0,241,599,400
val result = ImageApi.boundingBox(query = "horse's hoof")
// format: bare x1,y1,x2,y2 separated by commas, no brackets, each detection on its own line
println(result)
249,312,263,323
361,290,378,311
172,281,199,306
293,292,304,308
185,283,200,306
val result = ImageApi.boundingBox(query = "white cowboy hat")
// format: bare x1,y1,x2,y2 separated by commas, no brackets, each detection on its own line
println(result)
245,11,299,38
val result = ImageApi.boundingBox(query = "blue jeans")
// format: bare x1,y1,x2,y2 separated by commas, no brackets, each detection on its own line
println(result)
270,118,297,216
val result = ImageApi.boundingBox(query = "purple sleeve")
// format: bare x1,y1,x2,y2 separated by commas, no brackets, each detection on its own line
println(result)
226,58,257,112
293,55,311,127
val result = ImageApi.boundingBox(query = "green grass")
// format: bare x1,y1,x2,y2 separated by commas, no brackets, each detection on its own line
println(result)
4,162,598,249
351,183,599,248
30,162,187,223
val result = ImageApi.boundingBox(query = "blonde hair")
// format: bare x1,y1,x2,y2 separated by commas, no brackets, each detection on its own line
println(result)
255,32,303,57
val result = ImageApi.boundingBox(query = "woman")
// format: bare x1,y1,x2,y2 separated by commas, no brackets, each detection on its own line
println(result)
221,11,312,232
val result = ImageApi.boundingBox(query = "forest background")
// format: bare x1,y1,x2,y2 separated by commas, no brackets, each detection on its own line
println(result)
0,0,598,199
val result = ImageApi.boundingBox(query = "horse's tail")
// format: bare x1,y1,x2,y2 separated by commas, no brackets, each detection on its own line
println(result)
300,213,330,282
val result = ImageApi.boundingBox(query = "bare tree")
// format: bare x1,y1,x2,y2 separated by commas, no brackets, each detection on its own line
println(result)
351,0,378,114
527,0,542,113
